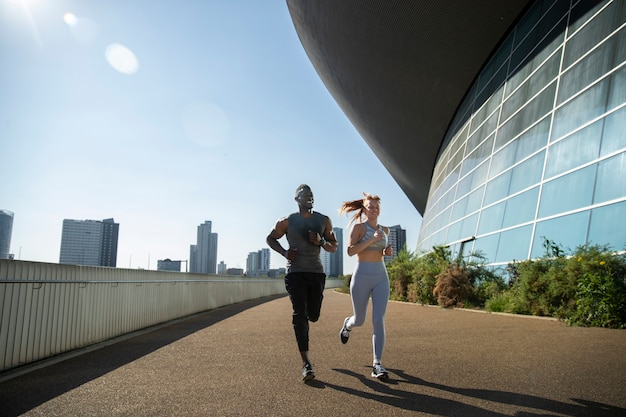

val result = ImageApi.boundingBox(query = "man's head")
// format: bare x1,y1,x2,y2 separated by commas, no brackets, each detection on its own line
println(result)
294,184,314,210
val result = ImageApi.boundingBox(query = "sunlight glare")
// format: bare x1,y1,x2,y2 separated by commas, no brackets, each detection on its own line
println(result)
105,43,139,74
182,101,231,148
63,12,77,26
64,13,98,46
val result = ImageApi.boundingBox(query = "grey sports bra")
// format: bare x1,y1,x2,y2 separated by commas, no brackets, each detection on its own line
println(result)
358,222,388,251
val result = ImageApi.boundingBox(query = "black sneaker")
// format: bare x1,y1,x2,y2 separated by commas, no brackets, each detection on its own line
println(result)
371,364,389,380
339,317,351,344
301,363,315,381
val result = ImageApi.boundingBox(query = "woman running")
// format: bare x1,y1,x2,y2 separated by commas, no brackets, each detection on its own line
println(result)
338,193,393,380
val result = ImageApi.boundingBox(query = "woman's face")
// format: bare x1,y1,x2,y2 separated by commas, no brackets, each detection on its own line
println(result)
364,198,380,219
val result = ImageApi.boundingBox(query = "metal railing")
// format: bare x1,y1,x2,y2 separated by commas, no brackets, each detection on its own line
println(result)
0,260,342,373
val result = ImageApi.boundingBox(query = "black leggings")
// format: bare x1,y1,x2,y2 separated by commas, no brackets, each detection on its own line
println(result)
284,272,326,352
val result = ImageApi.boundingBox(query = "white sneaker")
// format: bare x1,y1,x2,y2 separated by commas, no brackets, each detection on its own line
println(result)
371,363,389,380
339,317,351,344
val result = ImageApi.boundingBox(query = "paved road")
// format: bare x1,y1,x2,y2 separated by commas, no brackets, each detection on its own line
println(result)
1,289,625,417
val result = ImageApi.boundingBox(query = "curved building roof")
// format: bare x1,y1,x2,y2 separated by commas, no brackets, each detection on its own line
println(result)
286,0,533,214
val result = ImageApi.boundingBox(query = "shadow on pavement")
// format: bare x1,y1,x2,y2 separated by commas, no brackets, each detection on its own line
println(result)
326,368,626,417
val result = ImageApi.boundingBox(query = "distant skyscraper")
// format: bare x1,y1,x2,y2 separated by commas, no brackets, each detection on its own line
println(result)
218,261,227,275
0,209,14,260
246,248,270,276
329,227,343,277
59,218,120,266
385,225,406,264
246,251,259,276
157,259,181,272
318,228,343,277
190,221,218,274
259,248,270,273
320,250,331,276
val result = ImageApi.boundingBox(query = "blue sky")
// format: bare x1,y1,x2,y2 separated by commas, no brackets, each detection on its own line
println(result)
1,0,422,273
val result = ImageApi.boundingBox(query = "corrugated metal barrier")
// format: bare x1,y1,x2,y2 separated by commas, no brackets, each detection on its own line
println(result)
0,260,342,373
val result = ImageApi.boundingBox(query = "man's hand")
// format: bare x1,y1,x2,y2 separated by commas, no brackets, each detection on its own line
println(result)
308,230,323,246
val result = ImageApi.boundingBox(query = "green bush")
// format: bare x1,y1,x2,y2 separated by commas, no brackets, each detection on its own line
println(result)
567,245,626,328
385,239,626,328
387,247,417,301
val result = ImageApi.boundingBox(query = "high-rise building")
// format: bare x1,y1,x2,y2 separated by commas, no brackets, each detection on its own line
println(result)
0,209,14,260
329,227,343,276
246,251,259,276
385,225,406,264
157,259,181,272
59,218,119,266
320,249,331,276
319,227,343,277
189,221,218,274
246,248,270,276
218,261,227,275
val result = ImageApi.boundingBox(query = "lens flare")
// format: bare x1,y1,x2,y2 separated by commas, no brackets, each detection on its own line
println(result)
105,43,139,74
63,13,77,26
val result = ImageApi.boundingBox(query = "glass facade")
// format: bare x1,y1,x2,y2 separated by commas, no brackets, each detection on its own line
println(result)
417,0,626,265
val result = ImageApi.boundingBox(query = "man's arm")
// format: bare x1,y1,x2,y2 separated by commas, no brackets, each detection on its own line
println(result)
266,217,291,259
321,216,338,253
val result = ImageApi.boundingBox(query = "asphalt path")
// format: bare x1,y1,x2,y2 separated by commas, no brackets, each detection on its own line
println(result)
1,289,625,416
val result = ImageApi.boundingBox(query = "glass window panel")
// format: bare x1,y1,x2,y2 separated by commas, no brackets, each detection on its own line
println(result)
473,234,500,264
510,151,545,195
460,213,479,239
607,64,626,111
495,225,533,263
498,82,557,147
466,185,485,214
515,116,551,160
468,112,498,154
446,220,463,244
530,211,590,258
616,26,626,66
433,228,449,247
589,201,626,250
484,171,511,206
503,187,539,228
568,0,607,34
594,151,626,204
457,162,489,197
601,106,626,156
451,195,467,222
551,77,609,140
563,0,622,68
545,120,602,179
478,202,505,235
558,35,615,105
473,86,504,129
538,165,596,218
462,135,494,177
490,141,516,179
510,1,568,83
502,52,560,121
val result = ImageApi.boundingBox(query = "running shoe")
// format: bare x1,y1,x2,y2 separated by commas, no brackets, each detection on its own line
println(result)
301,363,315,381
371,363,389,380
339,317,351,344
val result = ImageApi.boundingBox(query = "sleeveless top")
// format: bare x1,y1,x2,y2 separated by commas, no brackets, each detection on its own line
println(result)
358,222,388,251
286,211,326,273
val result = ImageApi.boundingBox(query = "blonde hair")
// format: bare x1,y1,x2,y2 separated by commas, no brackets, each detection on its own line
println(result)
338,193,381,225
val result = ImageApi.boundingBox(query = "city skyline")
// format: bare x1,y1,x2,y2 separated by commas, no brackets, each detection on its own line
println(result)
0,1,421,274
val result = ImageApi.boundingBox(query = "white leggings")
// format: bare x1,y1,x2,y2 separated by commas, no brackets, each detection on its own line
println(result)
347,261,390,363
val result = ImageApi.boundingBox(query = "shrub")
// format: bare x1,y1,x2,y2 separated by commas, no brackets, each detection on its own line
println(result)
387,247,418,301
567,245,626,328
433,264,471,308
